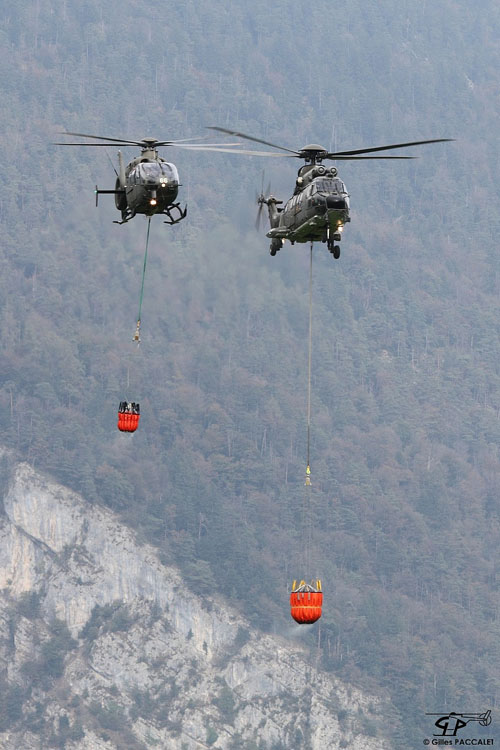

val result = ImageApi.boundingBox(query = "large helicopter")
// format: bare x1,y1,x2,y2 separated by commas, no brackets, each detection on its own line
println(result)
55,131,239,225
209,127,453,258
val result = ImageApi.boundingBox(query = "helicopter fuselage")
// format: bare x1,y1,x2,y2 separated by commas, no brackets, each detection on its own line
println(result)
96,145,187,225
207,129,450,258
123,154,180,217
264,164,350,255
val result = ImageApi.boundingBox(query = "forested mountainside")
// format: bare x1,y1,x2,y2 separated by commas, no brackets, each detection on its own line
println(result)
0,0,499,745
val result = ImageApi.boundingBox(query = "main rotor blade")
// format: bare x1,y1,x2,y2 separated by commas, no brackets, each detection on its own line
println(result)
159,136,211,144
54,142,275,153
53,143,416,158
328,138,453,157
331,155,417,159
58,131,141,145
175,145,294,156
207,126,300,155
166,142,242,148
54,142,139,147
156,136,241,145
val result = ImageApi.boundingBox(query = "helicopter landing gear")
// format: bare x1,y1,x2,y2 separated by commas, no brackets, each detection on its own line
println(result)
162,203,187,225
270,239,282,257
327,238,341,258
327,227,341,258
113,209,134,225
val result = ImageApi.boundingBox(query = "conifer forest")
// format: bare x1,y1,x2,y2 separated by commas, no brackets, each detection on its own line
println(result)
0,0,499,745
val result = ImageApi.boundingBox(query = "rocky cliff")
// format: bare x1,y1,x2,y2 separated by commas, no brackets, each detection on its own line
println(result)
0,454,391,749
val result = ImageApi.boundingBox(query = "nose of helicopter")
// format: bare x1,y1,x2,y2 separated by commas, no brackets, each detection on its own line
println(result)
144,176,180,209
145,176,176,190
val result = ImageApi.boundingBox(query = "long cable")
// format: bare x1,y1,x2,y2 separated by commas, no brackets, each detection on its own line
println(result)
306,241,313,483
133,217,151,343
305,242,313,577
138,217,151,323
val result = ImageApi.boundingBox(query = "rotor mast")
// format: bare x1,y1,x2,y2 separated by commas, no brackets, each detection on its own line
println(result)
139,138,160,159
300,144,328,165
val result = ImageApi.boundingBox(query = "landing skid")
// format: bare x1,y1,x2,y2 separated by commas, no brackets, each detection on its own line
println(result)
163,203,187,225
113,203,187,226
113,209,135,225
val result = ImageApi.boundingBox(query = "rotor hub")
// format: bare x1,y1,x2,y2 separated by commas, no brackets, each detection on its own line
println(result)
299,144,328,163
140,138,159,151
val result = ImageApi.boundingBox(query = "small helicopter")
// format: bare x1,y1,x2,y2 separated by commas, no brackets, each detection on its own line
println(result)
55,131,239,225
209,127,453,258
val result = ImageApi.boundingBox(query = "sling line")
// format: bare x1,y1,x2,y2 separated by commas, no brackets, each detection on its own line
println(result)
305,241,313,486
133,217,152,343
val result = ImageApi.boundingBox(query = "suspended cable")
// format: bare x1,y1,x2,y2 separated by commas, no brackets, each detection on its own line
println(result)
291,242,322,621
303,242,313,579
305,241,313,486
133,217,152,343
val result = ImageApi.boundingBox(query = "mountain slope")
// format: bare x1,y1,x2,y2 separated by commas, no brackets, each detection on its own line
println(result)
0,454,391,749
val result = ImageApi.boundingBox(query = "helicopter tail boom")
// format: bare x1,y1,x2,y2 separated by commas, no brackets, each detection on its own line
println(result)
94,186,125,206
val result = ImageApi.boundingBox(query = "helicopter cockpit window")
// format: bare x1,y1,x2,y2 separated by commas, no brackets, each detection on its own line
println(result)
129,162,179,185
159,162,179,183
315,178,346,194
138,163,162,182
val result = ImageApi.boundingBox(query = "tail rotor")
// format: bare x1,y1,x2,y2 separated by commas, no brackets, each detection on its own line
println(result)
255,171,272,230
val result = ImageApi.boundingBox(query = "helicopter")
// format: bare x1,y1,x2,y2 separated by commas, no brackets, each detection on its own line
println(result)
208,127,453,258
55,131,239,225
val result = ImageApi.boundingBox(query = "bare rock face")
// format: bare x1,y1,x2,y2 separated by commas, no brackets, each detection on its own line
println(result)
0,459,391,749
